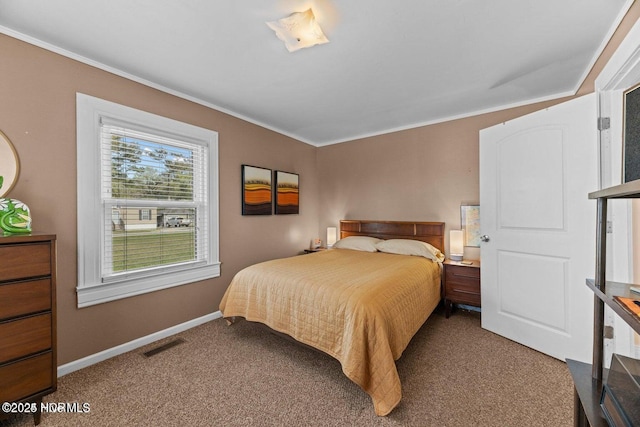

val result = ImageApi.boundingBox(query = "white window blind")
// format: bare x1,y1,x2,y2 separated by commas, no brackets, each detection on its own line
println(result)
100,121,209,281
76,93,220,307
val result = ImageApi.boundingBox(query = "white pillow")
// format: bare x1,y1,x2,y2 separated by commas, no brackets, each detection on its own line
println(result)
375,239,445,262
332,236,381,252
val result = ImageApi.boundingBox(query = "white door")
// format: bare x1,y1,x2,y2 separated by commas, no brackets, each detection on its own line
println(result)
479,93,597,362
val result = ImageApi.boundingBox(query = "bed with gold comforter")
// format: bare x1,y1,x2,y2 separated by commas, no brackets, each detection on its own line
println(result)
219,245,442,416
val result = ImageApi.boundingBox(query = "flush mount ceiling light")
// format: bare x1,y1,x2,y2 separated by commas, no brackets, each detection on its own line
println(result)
266,8,329,52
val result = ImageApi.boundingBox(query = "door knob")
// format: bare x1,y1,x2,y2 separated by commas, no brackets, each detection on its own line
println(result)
480,235,490,242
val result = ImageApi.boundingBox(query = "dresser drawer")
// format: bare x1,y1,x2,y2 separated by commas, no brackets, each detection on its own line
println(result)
0,279,51,320
445,289,481,306
0,243,51,282
445,275,480,293
0,352,53,403
0,314,52,364
445,264,480,280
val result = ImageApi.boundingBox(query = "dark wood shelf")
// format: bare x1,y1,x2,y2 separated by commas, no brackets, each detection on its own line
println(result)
567,360,609,427
588,179,640,199
586,279,640,335
578,180,640,426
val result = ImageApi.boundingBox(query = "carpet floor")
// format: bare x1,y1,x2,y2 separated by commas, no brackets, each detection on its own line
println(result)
1,308,573,426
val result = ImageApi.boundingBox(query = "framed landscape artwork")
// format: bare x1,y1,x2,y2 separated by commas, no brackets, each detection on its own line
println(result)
274,171,299,214
242,165,272,215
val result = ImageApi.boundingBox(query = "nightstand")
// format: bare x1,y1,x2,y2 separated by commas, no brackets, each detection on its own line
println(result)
303,247,327,254
443,259,481,318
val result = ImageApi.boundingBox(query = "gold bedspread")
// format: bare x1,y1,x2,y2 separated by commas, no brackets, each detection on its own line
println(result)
219,248,442,416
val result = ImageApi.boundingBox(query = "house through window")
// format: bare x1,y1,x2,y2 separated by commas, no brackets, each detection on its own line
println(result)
76,93,220,307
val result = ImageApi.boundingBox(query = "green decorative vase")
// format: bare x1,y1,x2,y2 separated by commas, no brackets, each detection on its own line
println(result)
0,198,32,234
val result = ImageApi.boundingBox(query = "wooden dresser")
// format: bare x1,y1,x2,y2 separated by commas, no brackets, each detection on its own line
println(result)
0,234,57,425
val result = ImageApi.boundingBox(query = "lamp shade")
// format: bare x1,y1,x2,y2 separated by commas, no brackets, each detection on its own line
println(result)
266,8,329,52
327,226,337,247
449,230,464,261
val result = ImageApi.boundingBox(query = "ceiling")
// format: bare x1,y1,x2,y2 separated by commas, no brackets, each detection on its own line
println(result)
0,0,632,146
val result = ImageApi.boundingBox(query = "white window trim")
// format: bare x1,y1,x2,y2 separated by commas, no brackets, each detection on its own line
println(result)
76,93,220,308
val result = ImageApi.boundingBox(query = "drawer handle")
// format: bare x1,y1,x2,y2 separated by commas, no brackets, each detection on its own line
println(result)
451,288,478,295
452,272,478,279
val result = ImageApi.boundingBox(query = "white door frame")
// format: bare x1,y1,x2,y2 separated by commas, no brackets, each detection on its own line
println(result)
595,16,640,358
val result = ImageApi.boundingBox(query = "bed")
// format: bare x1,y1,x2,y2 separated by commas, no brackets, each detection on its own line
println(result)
219,220,445,416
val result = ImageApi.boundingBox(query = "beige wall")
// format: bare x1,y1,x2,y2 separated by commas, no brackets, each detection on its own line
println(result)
0,34,319,365
1,3,638,367
316,101,563,258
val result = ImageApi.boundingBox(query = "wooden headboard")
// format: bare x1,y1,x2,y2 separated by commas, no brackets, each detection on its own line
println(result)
340,220,445,252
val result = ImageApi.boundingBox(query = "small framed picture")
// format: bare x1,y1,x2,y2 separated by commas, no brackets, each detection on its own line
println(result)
242,165,272,215
274,171,299,214
461,205,480,247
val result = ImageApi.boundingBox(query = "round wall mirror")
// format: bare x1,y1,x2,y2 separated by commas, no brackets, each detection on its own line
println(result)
0,131,20,197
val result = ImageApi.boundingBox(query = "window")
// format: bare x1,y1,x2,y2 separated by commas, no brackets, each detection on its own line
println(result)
139,209,151,221
76,93,219,307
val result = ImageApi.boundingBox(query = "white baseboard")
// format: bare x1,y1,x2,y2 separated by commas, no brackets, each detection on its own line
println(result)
57,311,222,377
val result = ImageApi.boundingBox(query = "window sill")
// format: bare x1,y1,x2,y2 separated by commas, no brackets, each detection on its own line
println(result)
76,262,221,308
